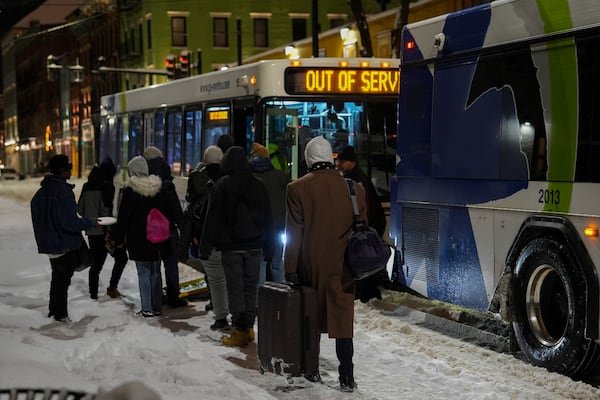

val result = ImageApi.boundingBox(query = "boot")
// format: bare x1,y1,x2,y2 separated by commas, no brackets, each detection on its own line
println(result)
222,328,249,347
339,376,357,392
247,328,255,342
107,287,122,298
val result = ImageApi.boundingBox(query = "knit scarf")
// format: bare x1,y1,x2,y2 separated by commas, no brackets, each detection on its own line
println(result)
308,162,336,172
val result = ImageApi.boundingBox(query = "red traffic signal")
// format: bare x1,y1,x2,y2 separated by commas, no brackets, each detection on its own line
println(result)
179,50,191,77
165,55,175,78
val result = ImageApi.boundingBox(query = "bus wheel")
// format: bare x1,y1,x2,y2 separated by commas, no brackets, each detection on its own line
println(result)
512,238,599,377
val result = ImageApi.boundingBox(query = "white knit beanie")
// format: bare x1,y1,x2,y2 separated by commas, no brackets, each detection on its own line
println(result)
304,136,333,168
203,145,224,164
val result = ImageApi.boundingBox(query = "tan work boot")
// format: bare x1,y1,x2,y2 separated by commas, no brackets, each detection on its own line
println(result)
222,328,249,347
247,328,255,342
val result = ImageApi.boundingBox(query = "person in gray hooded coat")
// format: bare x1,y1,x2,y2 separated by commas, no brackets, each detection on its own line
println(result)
113,156,173,317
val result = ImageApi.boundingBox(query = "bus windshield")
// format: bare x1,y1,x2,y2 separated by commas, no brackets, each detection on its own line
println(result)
262,99,396,199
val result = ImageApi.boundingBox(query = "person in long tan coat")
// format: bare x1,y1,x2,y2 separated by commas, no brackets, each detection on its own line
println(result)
284,136,367,392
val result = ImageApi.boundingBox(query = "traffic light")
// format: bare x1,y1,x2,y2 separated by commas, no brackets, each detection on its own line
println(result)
165,54,175,79
179,50,191,77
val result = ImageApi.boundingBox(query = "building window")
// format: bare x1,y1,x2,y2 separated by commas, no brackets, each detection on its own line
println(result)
138,23,143,53
147,19,152,49
254,18,268,47
213,17,228,47
130,27,135,53
328,14,347,29
171,16,187,47
330,18,345,29
291,18,306,41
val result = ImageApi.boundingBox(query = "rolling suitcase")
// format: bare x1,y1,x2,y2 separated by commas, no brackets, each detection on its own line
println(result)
258,281,319,377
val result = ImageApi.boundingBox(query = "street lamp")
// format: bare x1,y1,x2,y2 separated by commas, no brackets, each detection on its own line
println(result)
46,55,86,178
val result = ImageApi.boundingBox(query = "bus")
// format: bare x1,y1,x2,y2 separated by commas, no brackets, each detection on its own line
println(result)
391,0,600,378
99,58,399,200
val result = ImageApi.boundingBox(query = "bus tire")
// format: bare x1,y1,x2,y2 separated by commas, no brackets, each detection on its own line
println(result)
511,238,599,377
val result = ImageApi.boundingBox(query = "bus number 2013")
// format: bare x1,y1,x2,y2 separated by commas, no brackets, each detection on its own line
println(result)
538,189,560,205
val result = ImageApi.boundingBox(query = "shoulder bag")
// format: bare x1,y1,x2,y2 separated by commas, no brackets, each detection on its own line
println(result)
344,179,391,280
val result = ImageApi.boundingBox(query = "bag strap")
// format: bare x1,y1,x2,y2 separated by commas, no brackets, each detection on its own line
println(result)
345,178,360,227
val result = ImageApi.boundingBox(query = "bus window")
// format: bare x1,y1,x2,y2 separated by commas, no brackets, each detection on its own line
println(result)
166,109,183,175
265,106,298,179
205,105,231,147
143,111,154,150
365,102,397,198
129,113,144,160
120,116,129,165
184,108,203,174
153,110,165,155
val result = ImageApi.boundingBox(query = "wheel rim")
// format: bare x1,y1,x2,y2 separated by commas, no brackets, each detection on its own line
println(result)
525,264,569,347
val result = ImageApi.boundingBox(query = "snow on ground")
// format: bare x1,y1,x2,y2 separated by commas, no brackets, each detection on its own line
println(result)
1,177,599,399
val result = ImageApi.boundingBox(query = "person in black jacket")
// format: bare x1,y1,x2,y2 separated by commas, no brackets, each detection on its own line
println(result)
336,146,390,303
98,156,129,298
199,146,275,346
31,154,96,323
78,165,113,300
146,152,186,307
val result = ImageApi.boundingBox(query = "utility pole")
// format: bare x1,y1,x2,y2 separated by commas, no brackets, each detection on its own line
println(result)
312,0,319,57
348,0,373,57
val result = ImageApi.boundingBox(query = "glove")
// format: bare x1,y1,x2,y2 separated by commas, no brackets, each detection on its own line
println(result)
285,272,299,285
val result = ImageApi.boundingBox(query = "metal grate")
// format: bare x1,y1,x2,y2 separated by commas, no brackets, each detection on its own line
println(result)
402,207,440,284
0,389,94,400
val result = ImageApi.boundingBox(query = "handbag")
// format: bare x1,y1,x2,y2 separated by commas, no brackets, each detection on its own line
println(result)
75,236,93,272
344,179,391,280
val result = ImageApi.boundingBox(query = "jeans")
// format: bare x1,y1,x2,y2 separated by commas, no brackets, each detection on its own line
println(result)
222,249,261,331
48,250,77,320
202,250,228,320
135,260,162,313
258,238,285,284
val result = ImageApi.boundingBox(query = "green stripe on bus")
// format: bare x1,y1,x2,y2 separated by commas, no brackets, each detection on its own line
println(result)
537,0,575,213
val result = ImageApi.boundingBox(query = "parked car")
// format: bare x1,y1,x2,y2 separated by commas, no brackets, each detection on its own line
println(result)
0,168,18,180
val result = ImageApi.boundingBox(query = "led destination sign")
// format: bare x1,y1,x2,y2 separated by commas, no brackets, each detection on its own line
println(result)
285,67,399,95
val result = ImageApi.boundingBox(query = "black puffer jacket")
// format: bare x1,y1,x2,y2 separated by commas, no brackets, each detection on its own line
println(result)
199,146,274,259
114,174,172,261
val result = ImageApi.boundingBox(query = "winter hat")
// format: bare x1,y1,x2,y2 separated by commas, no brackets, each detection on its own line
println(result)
217,134,234,154
142,145,163,160
337,145,358,162
203,145,224,164
251,142,270,159
48,154,72,174
148,156,172,181
127,155,149,177
304,136,333,168
99,156,117,179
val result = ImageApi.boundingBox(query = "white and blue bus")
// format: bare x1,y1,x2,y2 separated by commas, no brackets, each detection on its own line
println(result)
392,0,600,378
100,58,399,199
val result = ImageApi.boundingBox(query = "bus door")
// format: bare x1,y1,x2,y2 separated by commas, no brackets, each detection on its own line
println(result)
183,106,203,175
165,108,183,175
204,104,231,148
233,99,255,155
265,107,298,180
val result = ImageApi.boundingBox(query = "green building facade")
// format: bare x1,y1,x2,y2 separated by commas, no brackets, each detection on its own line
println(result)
117,0,382,88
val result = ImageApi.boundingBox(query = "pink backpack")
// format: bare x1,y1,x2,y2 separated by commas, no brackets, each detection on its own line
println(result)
146,208,170,243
